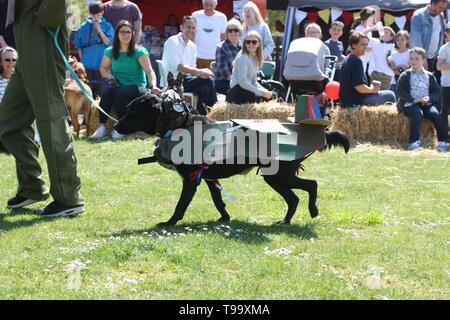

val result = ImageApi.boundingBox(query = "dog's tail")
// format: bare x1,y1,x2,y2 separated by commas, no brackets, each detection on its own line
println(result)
322,130,350,153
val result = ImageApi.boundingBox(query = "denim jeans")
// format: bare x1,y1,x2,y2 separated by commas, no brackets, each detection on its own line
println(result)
360,90,396,106
441,86,450,139
183,75,217,115
214,79,230,95
403,103,448,143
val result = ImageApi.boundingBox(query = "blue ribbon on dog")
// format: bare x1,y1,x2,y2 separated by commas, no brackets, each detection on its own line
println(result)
47,27,118,123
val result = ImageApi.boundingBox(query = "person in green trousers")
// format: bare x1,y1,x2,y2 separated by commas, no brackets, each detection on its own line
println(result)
0,0,84,217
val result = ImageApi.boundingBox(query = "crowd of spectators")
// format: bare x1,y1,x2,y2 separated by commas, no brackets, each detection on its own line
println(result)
0,0,448,151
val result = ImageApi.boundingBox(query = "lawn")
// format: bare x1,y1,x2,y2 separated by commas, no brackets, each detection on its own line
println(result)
0,138,448,299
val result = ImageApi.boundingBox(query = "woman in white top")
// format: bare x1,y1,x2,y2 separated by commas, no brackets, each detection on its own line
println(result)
241,1,275,61
352,6,384,74
227,30,272,104
0,47,17,103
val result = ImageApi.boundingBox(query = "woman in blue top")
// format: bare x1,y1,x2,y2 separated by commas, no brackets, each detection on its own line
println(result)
92,20,160,140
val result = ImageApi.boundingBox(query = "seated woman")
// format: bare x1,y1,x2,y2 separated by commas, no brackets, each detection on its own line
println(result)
213,19,242,95
226,30,272,104
91,20,160,140
0,47,17,103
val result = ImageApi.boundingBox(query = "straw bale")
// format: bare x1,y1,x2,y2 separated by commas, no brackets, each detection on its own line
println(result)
329,105,438,147
208,101,295,122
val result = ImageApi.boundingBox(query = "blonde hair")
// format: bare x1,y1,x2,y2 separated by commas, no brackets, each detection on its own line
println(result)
242,1,265,27
227,18,243,35
305,23,322,38
0,47,17,75
241,30,263,69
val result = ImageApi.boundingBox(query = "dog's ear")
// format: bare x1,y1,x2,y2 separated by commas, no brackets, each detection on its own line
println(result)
176,72,183,84
167,72,174,83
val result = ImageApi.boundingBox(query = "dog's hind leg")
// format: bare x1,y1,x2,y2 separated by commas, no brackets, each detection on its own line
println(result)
286,176,319,218
263,175,299,225
158,180,198,227
205,180,230,222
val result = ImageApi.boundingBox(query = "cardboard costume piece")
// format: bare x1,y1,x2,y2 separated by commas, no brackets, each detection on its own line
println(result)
153,95,331,165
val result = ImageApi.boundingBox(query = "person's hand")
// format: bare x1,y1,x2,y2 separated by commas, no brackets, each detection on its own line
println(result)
93,20,102,33
371,81,381,93
422,96,430,105
105,76,116,86
262,91,273,100
198,68,213,79
151,87,161,95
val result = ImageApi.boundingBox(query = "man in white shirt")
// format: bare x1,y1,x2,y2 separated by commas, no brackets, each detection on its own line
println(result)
162,16,217,115
192,0,227,69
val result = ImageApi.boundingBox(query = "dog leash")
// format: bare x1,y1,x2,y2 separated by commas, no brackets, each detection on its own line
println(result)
47,27,118,123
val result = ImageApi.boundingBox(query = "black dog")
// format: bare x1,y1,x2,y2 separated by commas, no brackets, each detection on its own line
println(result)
0,141,9,154
115,90,350,227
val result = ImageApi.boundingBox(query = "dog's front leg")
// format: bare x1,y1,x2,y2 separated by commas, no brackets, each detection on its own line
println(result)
205,180,230,222
158,179,198,227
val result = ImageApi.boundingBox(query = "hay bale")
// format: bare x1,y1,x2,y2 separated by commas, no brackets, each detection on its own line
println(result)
208,101,295,122
330,105,438,147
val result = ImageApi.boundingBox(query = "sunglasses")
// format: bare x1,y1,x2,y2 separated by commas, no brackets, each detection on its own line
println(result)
227,28,240,33
4,58,16,62
245,40,258,45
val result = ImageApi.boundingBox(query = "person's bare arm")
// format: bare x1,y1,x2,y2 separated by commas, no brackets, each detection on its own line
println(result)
138,55,161,94
93,20,111,46
100,55,114,80
177,64,213,79
355,84,378,94
134,20,142,44
0,35,7,48
437,57,450,71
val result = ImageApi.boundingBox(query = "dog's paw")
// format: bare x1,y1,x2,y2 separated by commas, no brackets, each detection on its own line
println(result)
309,205,319,218
157,220,177,227
275,219,291,225
217,216,230,223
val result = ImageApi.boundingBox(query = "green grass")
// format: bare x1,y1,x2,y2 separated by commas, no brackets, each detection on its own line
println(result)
0,138,449,299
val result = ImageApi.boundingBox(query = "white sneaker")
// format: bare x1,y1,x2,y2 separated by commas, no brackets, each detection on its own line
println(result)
90,124,107,139
408,140,421,151
111,129,125,141
436,141,449,152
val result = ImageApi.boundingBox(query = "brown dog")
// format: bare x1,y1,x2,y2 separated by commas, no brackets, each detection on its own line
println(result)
64,56,94,136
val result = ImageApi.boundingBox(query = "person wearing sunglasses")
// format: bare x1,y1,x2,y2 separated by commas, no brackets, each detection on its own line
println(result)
227,31,272,104
213,19,242,95
0,47,17,103
92,20,160,140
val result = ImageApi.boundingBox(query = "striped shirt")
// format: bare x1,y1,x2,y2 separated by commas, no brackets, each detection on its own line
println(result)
0,76,10,103
242,23,275,60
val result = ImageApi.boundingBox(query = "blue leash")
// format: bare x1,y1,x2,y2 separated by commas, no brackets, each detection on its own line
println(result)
47,27,118,123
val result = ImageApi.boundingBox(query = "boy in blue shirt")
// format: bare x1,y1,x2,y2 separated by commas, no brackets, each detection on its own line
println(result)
75,2,114,98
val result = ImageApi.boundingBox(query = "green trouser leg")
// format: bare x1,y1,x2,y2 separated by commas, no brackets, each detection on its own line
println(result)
35,118,84,207
2,127,50,201
0,70,49,201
